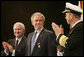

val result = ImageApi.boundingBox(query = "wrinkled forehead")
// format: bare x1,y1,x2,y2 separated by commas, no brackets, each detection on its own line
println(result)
33,15,44,19
14,24,24,29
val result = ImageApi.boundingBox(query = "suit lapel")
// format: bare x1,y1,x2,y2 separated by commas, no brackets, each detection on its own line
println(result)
17,36,24,48
28,32,34,55
32,28,45,54
12,39,16,49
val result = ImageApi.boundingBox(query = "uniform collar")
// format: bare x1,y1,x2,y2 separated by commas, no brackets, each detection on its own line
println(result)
72,20,82,28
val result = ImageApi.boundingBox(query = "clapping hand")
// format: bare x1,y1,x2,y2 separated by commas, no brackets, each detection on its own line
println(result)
2,42,14,53
51,22,64,37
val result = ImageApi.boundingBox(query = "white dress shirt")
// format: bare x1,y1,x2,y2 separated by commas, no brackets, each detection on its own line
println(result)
34,27,43,45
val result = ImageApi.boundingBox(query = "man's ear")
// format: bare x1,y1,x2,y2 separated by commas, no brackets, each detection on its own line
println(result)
71,13,74,17
70,13,74,19
31,21,34,26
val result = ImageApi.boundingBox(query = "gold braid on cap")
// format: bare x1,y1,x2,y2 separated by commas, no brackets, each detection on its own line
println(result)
62,9,71,13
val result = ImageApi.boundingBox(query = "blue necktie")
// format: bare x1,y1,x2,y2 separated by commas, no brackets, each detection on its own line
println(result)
31,32,37,53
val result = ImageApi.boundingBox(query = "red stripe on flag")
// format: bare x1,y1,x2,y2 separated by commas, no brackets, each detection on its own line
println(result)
80,1,83,9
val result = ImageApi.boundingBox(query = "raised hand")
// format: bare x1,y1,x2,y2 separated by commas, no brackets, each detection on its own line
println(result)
2,42,9,51
52,22,64,37
2,42,14,53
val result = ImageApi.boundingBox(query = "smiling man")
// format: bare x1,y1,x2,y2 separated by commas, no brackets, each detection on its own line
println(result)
2,22,27,56
25,12,56,56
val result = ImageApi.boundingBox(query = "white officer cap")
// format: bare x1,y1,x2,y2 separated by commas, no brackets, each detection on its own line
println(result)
62,2,83,15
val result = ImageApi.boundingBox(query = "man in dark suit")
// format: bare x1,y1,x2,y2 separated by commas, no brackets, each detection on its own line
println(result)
25,12,56,56
52,2,83,56
2,22,27,56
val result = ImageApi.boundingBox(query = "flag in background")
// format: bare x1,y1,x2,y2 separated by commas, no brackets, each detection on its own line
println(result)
78,1,83,21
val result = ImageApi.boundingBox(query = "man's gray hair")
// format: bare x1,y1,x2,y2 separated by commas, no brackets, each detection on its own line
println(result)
13,22,25,30
31,12,45,21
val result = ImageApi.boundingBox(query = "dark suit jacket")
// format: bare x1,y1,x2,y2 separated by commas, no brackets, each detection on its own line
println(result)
25,28,56,56
58,21,83,56
2,36,27,56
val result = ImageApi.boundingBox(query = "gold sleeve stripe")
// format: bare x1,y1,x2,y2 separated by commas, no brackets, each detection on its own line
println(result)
59,35,68,47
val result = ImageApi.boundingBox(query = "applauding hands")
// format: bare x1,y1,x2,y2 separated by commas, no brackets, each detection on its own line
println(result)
2,42,14,53
51,22,64,37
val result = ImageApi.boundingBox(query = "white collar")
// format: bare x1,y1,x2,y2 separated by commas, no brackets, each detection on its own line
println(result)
35,27,43,33
72,20,82,28
16,35,24,43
